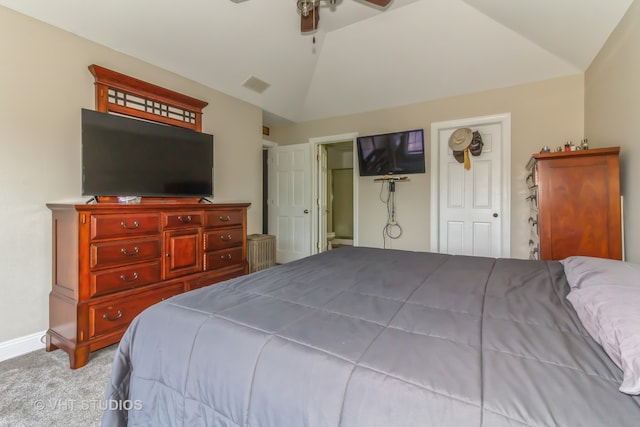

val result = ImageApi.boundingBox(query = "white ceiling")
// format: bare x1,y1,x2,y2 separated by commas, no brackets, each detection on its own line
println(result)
0,0,634,125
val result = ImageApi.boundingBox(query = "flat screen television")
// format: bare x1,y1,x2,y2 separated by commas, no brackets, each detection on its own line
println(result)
81,108,214,198
356,129,425,176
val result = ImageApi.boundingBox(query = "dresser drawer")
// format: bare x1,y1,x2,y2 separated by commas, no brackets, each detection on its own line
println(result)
163,212,203,229
205,247,243,270
204,228,243,251
205,210,243,228
90,261,161,298
90,237,161,269
91,213,160,240
89,283,183,338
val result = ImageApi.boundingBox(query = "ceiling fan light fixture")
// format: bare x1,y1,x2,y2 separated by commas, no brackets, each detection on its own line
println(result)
295,0,390,33
297,0,319,17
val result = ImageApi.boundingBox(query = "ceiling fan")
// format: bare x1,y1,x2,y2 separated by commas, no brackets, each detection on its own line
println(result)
298,0,392,33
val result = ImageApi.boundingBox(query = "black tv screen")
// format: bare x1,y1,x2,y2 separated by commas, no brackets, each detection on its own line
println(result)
356,129,425,176
81,109,214,197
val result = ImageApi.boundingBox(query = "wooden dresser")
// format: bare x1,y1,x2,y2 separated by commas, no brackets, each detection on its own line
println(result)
525,147,622,261
46,201,250,368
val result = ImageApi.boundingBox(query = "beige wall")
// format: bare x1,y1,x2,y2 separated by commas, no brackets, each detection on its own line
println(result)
0,7,263,343
8,0,631,344
271,75,585,256
586,0,640,263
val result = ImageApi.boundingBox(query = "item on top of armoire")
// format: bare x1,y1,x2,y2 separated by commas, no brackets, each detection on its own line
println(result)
525,147,622,261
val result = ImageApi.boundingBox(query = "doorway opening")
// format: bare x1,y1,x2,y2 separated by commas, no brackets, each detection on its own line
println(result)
262,140,278,235
310,133,359,254
322,142,354,250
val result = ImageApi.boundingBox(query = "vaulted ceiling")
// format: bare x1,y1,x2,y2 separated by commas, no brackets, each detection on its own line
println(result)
0,0,634,126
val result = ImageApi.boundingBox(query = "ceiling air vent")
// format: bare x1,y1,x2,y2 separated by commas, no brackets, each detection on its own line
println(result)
242,76,271,94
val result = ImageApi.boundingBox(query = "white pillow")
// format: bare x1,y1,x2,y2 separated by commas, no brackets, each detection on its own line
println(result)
562,256,640,395
567,286,640,394
561,256,640,289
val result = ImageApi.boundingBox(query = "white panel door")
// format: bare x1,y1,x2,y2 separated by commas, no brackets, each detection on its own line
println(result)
268,144,311,263
439,122,503,257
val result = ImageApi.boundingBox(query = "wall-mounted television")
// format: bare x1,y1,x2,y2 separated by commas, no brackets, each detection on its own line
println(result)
356,129,425,176
81,108,214,197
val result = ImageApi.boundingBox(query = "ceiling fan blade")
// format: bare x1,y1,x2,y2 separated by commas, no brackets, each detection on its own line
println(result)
301,5,320,32
363,0,392,6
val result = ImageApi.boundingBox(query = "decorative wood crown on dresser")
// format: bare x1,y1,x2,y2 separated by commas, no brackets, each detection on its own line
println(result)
46,202,250,368
88,64,208,132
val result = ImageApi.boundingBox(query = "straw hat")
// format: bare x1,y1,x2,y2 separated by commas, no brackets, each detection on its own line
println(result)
448,127,473,151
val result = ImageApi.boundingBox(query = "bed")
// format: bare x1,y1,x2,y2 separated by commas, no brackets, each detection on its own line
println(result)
101,247,640,426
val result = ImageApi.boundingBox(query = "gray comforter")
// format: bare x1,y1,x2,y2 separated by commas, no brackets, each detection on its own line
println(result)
102,247,640,426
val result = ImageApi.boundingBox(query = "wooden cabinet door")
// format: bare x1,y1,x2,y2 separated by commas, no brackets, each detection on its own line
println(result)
537,152,621,260
163,228,203,279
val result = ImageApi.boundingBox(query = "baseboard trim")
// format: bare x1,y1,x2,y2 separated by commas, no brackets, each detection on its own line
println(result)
0,331,47,363
332,238,353,245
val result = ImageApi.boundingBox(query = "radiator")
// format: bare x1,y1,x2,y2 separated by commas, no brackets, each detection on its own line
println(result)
247,234,276,273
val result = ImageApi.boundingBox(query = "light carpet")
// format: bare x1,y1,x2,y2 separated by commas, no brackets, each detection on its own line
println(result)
0,343,116,427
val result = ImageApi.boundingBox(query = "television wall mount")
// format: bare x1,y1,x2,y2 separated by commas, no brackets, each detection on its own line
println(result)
373,175,409,192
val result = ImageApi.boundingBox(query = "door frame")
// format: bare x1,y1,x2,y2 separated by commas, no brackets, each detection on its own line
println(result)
429,113,511,257
262,140,278,234
310,132,359,255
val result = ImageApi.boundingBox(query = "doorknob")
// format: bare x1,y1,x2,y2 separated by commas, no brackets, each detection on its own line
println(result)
493,213,499,218
304,209,309,214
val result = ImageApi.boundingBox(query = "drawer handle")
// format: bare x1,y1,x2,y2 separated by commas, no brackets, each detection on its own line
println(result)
120,220,139,229
218,215,231,222
528,217,538,226
220,254,232,260
220,234,232,241
526,194,537,201
103,310,123,321
178,215,192,223
121,246,140,256
119,272,139,282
